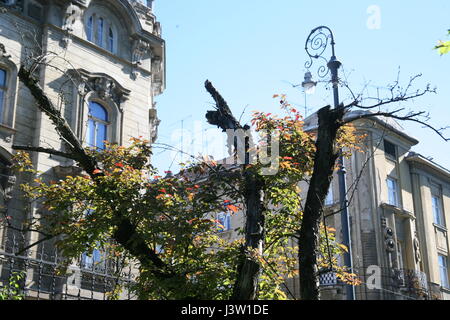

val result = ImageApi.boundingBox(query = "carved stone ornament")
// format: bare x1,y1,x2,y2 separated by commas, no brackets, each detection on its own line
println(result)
62,2,83,31
68,69,130,109
131,38,152,79
60,1,90,48
129,0,159,35
413,236,421,263
0,43,11,59
132,38,151,66
151,56,163,96
149,107,160,143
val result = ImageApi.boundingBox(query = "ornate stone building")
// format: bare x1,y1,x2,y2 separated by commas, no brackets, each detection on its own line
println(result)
286,112,450,300
0,0,165,299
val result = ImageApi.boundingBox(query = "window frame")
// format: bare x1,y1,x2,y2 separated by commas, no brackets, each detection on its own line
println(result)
216,212,231,233
96,17,104,47
108,27,114,53
325,183,334,206
0,61,18,129
431,184,445,227
85,13,116,54
86,101,109,150
25,0,43,21
86,15,93,41
387,177,399,207
438,254,449,289
384,139,397,160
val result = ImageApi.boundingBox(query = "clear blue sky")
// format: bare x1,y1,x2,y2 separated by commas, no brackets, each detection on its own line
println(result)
152,0,450,173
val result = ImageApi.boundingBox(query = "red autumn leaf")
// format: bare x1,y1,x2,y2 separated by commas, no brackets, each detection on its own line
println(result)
226,204,239,213
115,162,124,168
283,156,293,160
187,218,198,224
159,188,167,193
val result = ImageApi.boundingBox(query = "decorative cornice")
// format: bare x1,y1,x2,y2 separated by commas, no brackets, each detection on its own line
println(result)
68,69,130,109
380,202,415,220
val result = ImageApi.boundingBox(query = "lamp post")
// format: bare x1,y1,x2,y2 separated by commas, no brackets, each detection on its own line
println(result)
303,26,355,300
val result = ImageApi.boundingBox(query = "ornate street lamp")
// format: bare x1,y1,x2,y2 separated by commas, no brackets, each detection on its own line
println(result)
303,26,355,300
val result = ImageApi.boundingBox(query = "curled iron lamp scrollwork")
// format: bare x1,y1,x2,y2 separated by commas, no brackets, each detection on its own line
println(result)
304,26,337,79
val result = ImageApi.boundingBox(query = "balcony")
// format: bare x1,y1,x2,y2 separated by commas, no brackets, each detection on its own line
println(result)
392,268,429,297
0,232,136,300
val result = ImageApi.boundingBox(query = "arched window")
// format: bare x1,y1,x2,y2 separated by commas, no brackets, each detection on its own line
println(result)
108,27,114,53
85,14,115,53
96,17,104,47
86,15,93,41
0,68,6,124
86,102,108,149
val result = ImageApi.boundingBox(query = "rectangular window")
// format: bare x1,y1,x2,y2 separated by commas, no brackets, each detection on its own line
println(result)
384,139,397,159
27,1,43,21
81,210,107,272
217,212,231,232
431,184,445,227
438,254,449,288
325,184,333,205
432,195,444,226
81,248,104,270
387,177,399,207
0,68,6,124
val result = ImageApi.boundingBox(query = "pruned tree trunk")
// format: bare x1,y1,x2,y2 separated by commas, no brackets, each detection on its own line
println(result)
298,105,343,300
231,170,265,300
204,80,264,300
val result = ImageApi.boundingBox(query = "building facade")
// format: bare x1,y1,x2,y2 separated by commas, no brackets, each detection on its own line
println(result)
293,112,450,300
0,0,165,299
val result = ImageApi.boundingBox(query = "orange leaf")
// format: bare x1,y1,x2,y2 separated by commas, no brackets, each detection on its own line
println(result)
226,204,239,213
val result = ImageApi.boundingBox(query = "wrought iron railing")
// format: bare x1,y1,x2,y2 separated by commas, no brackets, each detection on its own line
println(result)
0,232,136,300
318,267,431,300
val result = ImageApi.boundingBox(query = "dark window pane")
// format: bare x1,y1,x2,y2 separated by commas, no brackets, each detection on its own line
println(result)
27,2,42,21
384,139,396,159
108,28,114,52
